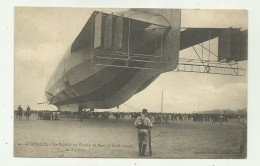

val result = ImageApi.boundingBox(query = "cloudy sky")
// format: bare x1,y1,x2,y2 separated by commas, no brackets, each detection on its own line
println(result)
14,7,247,113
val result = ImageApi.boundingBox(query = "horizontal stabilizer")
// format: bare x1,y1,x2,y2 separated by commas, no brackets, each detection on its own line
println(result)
180,28,248,62
180,28,221,50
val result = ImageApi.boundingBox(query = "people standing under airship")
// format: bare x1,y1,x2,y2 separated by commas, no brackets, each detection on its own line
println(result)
38,110,42,120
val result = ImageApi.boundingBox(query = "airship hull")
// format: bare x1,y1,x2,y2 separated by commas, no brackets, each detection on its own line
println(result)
45,47,161,110
45,9,182,110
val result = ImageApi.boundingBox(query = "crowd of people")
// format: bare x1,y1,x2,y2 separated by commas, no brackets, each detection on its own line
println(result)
15,105,247,157
15,105,61,120
37,110,61,120
61,110,246,125
134,112,246,124
15,106,246,125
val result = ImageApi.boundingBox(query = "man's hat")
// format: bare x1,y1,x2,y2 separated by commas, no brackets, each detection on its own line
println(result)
142,109,148,114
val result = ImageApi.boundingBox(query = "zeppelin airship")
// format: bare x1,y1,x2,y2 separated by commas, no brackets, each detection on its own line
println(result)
45,8,248,111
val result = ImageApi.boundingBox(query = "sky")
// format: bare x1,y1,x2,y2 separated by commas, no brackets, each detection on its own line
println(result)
14,7,248,113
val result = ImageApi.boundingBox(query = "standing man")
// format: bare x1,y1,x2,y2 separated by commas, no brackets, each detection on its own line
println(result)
25,105,31,120
17,105,23,120
239,118,247,157
134,109,153,156
219,114,224,125
115,112,120,123
78,105,83,122
38,110,41,120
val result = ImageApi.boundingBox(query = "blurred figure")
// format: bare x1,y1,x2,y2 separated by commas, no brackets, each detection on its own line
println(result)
158,114,161,124
155,114,158,124
17,105,23,120
237,115,241,123
38,110,42,120
114,112,120,123
25,105,31,120
57,111,61,120
162,114,165,123
239,118,247,157
167,114,171,124
219,114,223,125
53,112,57,120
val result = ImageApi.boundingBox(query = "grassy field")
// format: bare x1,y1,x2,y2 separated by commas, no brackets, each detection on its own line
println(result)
14,114,246,158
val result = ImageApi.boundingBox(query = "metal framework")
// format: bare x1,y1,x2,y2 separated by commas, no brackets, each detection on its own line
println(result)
90,13,246,76
176,30,246,76
177,58,245,76
91,14,167,71
92,49,166,71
